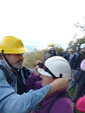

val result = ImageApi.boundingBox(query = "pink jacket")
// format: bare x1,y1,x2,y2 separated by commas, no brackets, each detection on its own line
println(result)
76,95,85,113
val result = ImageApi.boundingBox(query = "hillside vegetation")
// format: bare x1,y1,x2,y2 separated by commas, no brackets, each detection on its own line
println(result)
24,50,46,69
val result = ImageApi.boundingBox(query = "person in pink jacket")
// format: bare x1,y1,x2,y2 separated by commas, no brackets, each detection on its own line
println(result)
76,95,85,113
76,59,85,113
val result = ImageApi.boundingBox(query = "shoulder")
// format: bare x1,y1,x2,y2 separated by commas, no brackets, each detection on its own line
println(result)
0,65,7,79
23,66,34,73
50,97,73,113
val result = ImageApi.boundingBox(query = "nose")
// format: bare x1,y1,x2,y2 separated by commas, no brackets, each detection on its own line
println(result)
20,54,24,59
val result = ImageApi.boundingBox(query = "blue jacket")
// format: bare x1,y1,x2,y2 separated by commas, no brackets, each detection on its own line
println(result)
52,49,57,56
0,60,51,113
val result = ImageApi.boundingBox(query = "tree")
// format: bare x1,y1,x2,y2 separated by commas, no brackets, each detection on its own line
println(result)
68,37,85,52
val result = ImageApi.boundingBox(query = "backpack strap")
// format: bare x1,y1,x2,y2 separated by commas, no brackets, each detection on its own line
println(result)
48,92,76,113
22,67,31,80
0,65,14,84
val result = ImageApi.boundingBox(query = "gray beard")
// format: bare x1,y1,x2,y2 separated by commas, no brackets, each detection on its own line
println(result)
13,62,24,69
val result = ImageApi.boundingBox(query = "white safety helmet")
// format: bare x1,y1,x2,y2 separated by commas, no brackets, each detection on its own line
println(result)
38,56,71,79
47,47,54,51
80,43,85,49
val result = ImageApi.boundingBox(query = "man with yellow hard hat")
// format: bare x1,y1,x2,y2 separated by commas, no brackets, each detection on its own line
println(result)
0,36,69,113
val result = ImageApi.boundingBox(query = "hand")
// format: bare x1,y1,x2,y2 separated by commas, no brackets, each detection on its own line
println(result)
34,65,40,77
36,78,69,106
30,111,34,113
49,78,69,92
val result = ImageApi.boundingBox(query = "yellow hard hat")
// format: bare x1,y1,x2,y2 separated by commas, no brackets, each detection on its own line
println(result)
49,43,54,47
0,36,29,54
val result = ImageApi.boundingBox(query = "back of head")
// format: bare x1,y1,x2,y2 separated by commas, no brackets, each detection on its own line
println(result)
38,56,71,79
0,36,29,54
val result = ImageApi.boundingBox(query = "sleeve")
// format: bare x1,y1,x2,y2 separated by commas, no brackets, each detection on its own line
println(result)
0,71,51,113
76,95,85,112
26,72,42,91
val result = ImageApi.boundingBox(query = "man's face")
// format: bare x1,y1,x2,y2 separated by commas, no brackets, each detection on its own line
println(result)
41,74,54,87
5,54,24,69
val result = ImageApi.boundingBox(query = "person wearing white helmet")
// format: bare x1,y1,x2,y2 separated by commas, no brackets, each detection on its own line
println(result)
26,56,74,113
44,47,54,61
49,43,57,56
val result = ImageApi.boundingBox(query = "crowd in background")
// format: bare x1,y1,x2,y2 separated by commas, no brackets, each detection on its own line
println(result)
45,43,85,113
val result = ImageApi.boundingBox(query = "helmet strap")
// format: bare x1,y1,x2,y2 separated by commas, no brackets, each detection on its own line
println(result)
2,50,18,71
37,61,57,79
37,61,63,79
60,74,62,78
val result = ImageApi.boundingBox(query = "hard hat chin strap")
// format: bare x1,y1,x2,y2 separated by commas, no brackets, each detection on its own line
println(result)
2,50,18,71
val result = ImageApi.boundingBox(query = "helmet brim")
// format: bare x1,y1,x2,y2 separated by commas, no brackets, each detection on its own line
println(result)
0,47,29,54
38,68,52,77
38,68,71,79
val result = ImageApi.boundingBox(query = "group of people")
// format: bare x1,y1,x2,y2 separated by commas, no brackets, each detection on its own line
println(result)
67,44,85,104
76,59,85,113
0,36,71,113
0,36,85,113
61,44,85,113
44,42,85,113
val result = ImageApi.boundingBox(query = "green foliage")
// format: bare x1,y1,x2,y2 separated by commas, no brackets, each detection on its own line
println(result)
24,50,46,69
24,47,63,69
57,47,63,55
68,37,85,51
69,87,80,113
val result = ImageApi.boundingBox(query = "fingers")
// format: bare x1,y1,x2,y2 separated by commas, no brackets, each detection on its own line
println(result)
34,65,41,77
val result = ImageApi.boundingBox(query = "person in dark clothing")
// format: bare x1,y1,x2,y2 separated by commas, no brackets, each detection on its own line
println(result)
48,43,57,56
60,49,67,57
68,43,85,104
52,46,57,56
61,49,73,62
44,47,54,61
76,59,85,113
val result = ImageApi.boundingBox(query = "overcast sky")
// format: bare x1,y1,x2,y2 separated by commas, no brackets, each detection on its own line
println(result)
0,0,85,50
